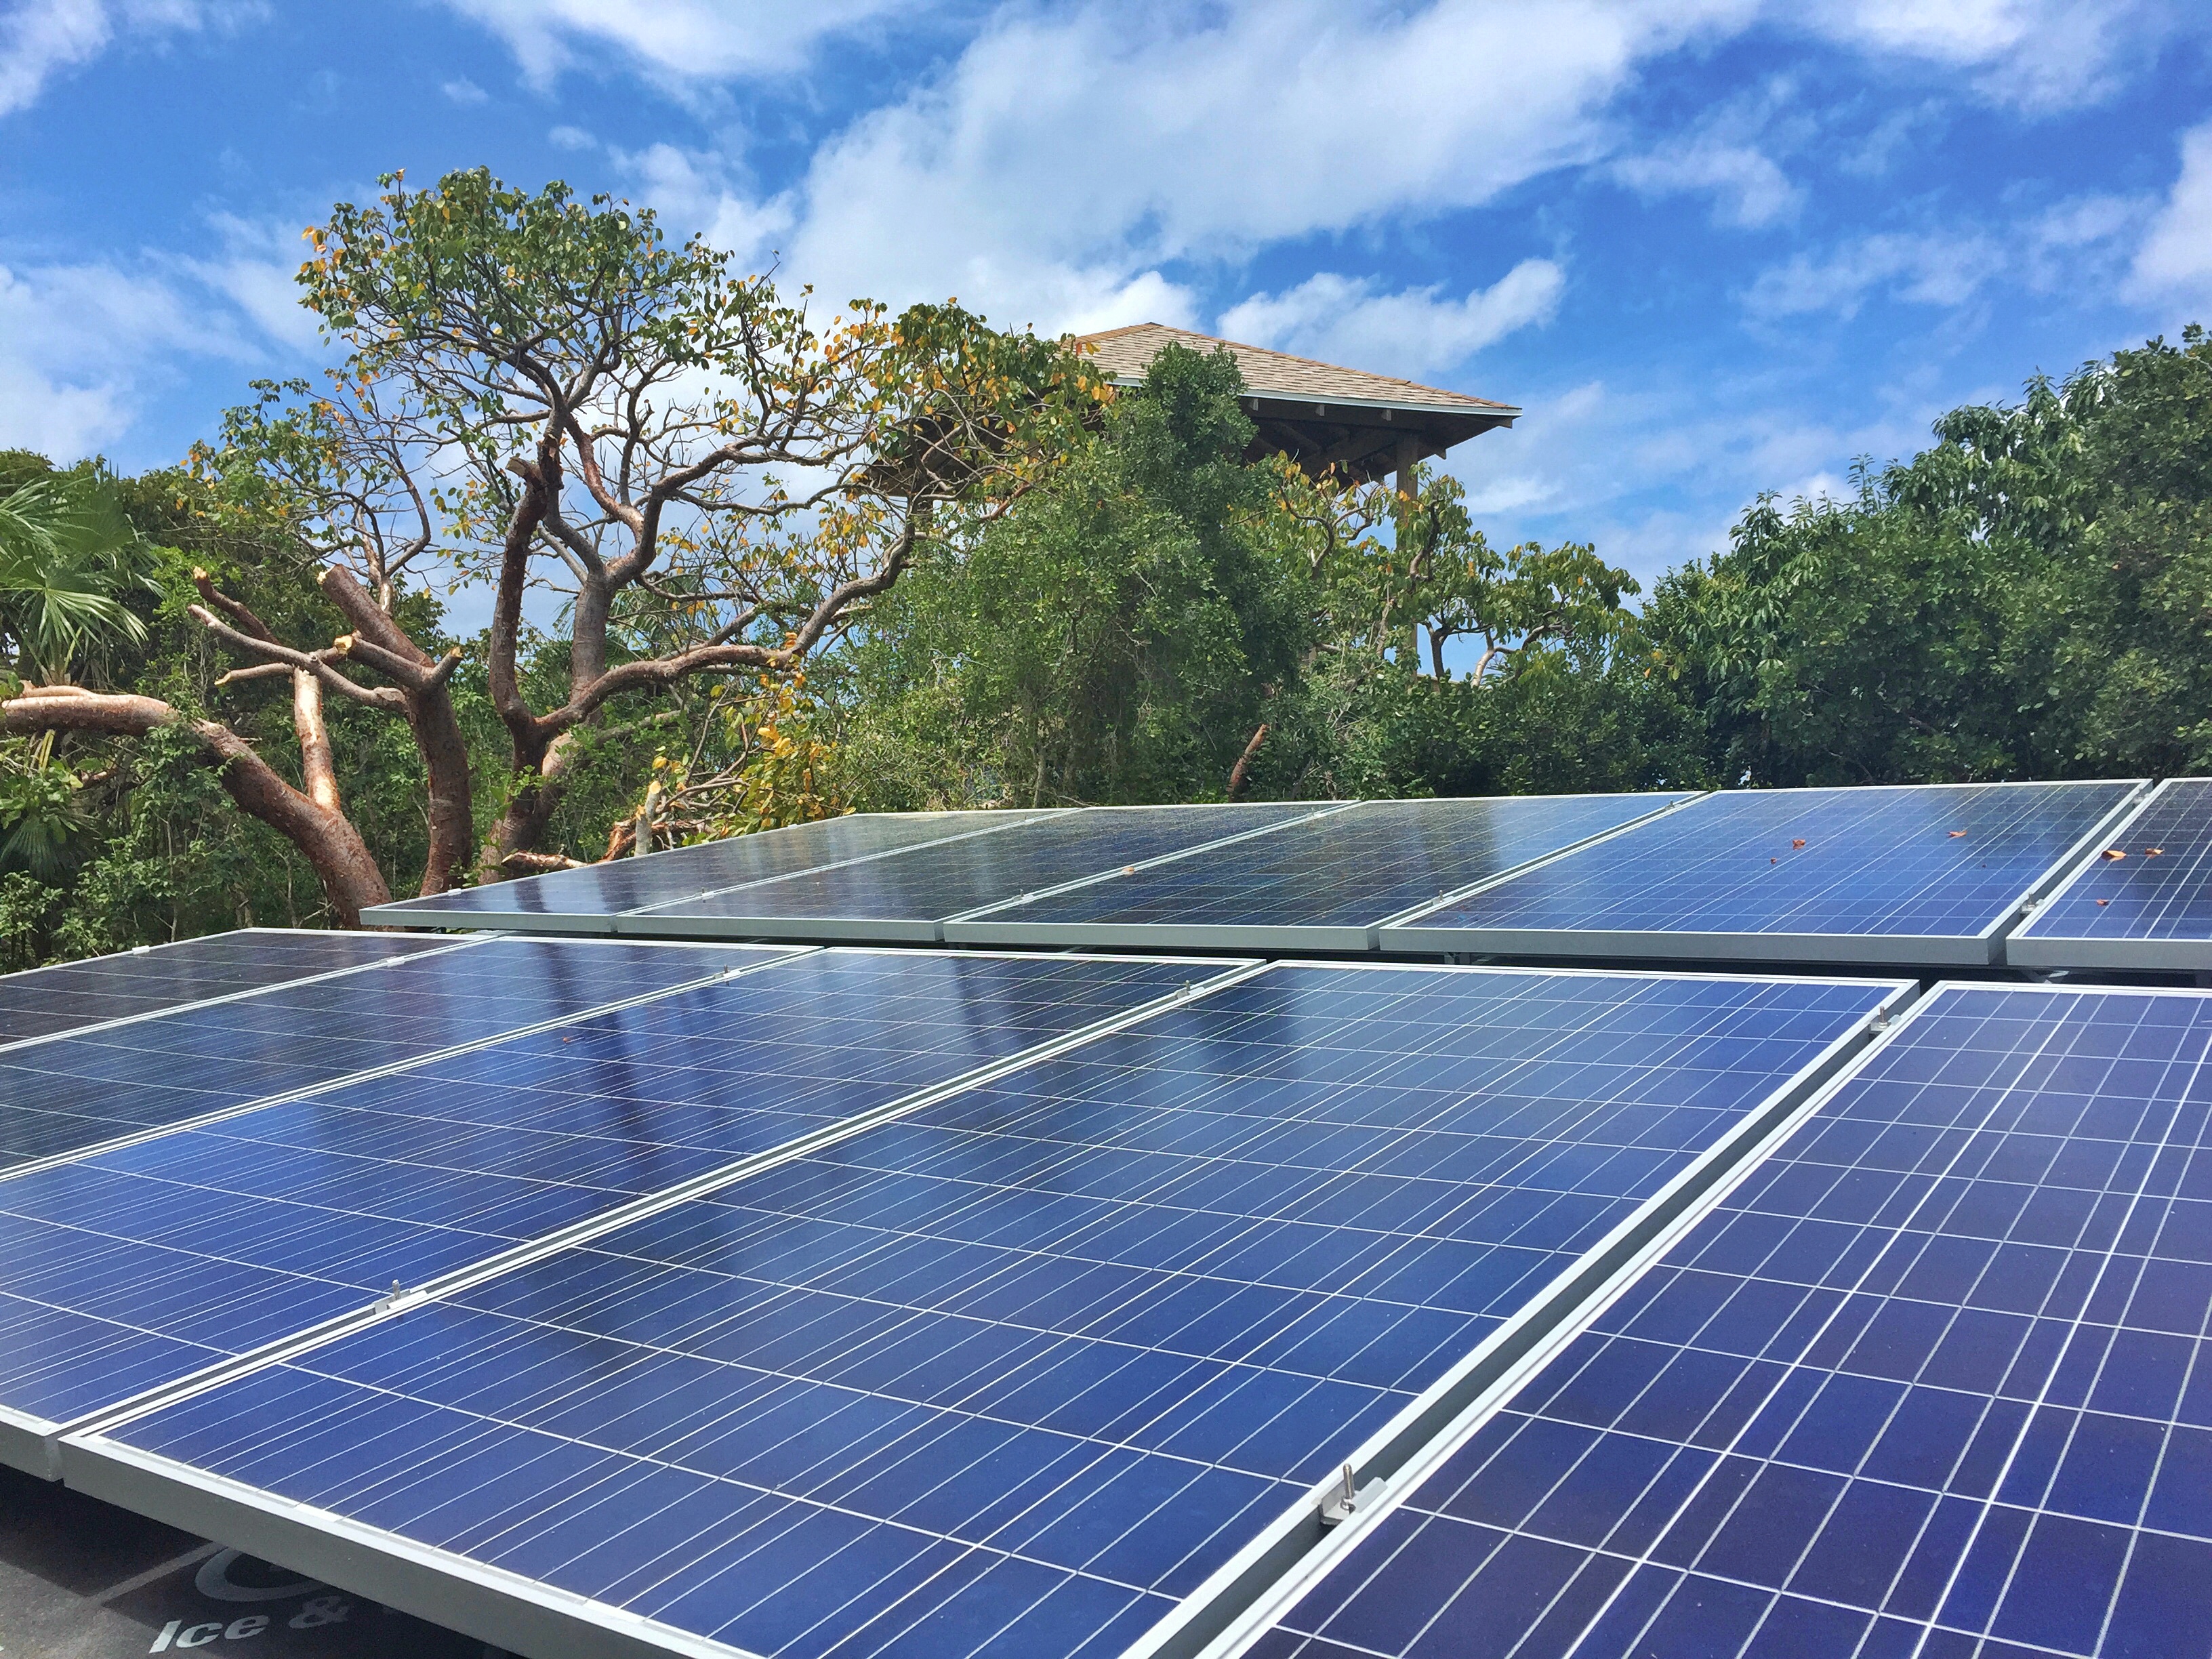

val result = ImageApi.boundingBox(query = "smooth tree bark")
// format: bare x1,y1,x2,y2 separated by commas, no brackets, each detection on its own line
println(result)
0,685,390,925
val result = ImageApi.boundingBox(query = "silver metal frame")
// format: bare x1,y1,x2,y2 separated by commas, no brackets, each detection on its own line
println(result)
1381,779,2149,967
944,793,1696,955
59,960,1912,1659
7,947,1261,1479
0,928,485,1056
2007,778,2212,971
361,808,1067,933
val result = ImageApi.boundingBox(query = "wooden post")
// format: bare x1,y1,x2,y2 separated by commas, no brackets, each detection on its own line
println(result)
1394,435,1423,671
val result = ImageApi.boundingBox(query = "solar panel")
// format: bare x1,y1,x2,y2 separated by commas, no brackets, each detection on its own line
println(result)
68,964,1906,1659
2011,777,2212,970
1240,981,2212,1659
946,795,1687,954
0,937,789,1174
1387,781,2142,966
363,810,1058,934
0,950,1219,1477
624,803,1327,943
0,928,452,1048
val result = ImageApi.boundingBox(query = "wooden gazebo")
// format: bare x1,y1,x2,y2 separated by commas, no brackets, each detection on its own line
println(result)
1074,322,1520,491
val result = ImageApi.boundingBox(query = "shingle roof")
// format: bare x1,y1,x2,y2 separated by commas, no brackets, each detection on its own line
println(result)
1073,322,1516,416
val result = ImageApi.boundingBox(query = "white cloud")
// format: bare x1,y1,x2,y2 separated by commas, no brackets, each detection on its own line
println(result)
0,0,258,117
1614,140,1799,228
2129,121,2212,304
1219,261,1565,379
1746,230,2007,318
1799,0,2163,110
0,259,250,458
438,0,907,87
547,123,594,150
649,0,1746,334
180,213,323,352
440,75,487,105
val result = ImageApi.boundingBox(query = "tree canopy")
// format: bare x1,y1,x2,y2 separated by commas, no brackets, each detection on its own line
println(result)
0,161,2202,964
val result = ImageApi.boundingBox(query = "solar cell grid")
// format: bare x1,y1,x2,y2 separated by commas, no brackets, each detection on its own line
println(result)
0,937,781,1173
945,795,1685,952
2013,777,2212,970
0,928,451,1047
1248,981,2212,1659
0,950,1212,1475
1390,781,2140,965
365,810,1048,930
629,803,1325,939
77,964,1904,1659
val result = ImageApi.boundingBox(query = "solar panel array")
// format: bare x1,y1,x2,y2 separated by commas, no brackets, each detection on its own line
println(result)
1391,781,2139,966
1241,981,2212,1659
0,935,790,1174
0,949,1208,1477
60,964,1902,1659
945,795,1683,954
0,926,450,1047
364,809,1062,931
18,774,2212,1659
2012,777,2212,970
632,802,1327,942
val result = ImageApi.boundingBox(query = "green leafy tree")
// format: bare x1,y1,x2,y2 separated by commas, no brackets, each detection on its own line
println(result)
848,343,1307,806
5,169,1098,914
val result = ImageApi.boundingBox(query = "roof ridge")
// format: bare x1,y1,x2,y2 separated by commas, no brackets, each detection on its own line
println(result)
1072,321,1513,412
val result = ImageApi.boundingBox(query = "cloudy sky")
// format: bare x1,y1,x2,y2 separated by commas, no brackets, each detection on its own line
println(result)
3,0,2209,591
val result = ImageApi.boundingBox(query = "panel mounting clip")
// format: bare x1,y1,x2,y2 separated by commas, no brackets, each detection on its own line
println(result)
1319,1461,1385,1527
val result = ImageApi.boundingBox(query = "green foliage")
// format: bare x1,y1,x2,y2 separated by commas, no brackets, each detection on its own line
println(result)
1650,325,2212,785
0,456,158,684
848,344,1306,806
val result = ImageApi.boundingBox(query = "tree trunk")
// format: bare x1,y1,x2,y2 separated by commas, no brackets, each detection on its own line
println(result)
291,670,340,814
3,687,390,927
315,568,474,897
1227,724,1268,800
478,725,577,883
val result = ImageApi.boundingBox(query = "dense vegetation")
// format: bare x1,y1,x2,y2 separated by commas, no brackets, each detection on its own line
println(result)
1,171,2203,964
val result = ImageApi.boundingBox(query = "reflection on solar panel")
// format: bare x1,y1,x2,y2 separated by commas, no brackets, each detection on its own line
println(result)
363,810,1054,932
627,803,1326,941
0,928,451,1048
0,937,786,1174
0,950,1209,1477
947,795,1687,953
2012,777,2212,970
71,965,1904,1659
1244,982,2212,1659
1389,781,2140,966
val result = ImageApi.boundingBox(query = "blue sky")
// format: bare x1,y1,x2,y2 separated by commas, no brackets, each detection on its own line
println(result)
3,0,2211,599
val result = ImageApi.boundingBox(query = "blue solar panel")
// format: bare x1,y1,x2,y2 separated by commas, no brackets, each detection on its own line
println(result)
947,796,1685,951
2013,777,2212,970
1251,981,2212,1659
81,966,1902,1659
630,804,1324,941
0,951,1208,1470
0,937,786,1172
0,928,451,1047
1389,782,2139,965
365,811,1049,930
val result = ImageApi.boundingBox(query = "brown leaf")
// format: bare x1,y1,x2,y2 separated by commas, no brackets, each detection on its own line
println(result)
2102,848,2127,860
1948,830,1967,838
1792,838,1806,849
